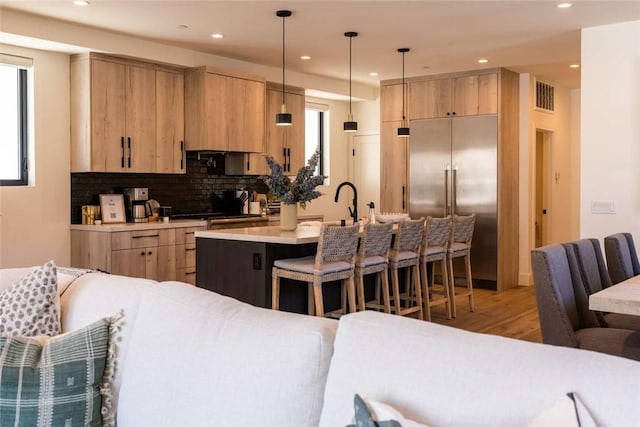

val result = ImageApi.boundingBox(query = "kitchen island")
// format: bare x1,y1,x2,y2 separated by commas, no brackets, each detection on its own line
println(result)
195,225,341,314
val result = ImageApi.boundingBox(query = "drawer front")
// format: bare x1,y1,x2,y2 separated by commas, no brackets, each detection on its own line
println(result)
112,229,176,250
175,243,196,269
176,226,205,245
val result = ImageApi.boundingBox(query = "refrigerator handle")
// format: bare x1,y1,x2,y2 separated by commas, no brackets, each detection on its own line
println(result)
452,168,457,215
444,168,449,217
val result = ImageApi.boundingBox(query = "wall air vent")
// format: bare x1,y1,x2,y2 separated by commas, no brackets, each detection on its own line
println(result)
535,79,555,113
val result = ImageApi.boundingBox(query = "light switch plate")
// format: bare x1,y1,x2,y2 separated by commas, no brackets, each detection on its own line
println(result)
591,200,616,214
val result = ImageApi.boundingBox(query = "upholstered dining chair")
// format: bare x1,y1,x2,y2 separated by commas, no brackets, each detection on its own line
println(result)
447,213,476,318
419,216,452,321
271,224,360,318
388,218,426,320
565,238,640,331
355,222,394,313
604,233,640,285
530,244,640,361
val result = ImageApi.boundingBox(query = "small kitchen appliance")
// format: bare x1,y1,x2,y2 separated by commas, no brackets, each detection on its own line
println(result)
123,187,149,223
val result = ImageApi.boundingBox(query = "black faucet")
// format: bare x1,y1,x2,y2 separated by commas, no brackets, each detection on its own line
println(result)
334,181,358,223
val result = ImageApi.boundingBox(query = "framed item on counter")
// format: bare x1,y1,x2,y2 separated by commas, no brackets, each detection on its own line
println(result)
99,194,126,224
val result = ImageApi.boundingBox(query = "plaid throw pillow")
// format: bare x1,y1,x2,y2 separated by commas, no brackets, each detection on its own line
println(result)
0,313,122,427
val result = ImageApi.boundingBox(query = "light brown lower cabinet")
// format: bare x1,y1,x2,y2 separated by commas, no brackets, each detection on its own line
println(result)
71,224,205,283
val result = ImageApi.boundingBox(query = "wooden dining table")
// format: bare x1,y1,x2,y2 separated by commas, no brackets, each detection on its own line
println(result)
589,274,640,316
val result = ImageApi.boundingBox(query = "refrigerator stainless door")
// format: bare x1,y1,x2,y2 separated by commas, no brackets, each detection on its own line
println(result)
452,115,498,283
409,119,452,219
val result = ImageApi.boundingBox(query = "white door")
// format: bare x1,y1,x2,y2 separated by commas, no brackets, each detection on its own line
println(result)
352,134,380,220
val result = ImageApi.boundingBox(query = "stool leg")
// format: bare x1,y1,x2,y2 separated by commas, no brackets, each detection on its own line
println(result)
465,253,475,312
313,281,324,317
347,276,357,313
413,264,424,320
391,267,402,315
449,256,457,318
356,273,366,311
374,274,381,305
441,258,452,319
420,261,431,321
272,272,280,310
307,282,315,315
381,268,391,314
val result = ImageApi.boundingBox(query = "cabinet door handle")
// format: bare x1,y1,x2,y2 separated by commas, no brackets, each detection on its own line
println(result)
132,234,159,239
402,185,406,211
185,271,196,276
185,248,196,252
121,137,125,168
247,160,250,171
127,137,132,168
180,140,185,170
147,251,152,255
185,232,195,235
140,251,145,256
282,147,287,169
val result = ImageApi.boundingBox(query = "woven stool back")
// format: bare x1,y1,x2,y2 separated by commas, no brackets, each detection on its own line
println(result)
422,216,452,251
358,223,393,261
451,214,476,245
315,224,360,268
392,218,425,253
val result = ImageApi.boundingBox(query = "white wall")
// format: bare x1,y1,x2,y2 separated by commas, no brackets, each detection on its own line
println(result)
581,20,640,241
0,44,70,268
517,73,580,285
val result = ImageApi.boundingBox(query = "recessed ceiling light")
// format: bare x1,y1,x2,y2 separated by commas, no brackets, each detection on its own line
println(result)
569,64,580,68
300,55,311,60
478,58,489,64
72,0,89,5
557,3,572,8
369,72,378,76
211,33,224,39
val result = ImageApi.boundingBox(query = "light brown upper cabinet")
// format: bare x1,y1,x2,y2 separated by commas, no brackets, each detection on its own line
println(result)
71,53,186,173
379,121,408,213
184,66,266,153
409,72,498,119
265,83,306,175
381,83,408,122
156,70,185,173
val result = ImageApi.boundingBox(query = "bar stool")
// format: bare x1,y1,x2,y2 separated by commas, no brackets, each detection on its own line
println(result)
271,224,360,317
419,216,452,321
388,218,426,319
447,213,476,317
355,222,394,313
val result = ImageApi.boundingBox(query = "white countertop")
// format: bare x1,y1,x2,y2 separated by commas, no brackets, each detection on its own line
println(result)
70,219,206,232
196,225,324,244
589,275,640,315
266,213,324,223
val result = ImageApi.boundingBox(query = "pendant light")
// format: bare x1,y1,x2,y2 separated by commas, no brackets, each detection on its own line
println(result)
343,31,358,132
397,48,410,137
275,10,292,126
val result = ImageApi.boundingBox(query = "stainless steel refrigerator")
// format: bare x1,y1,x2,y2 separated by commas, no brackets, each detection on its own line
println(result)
409,116,498,288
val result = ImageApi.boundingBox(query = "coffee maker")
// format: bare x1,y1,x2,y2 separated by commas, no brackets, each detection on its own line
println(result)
123,187,149,223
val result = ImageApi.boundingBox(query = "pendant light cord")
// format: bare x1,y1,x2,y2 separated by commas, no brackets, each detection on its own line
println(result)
349,35,352,115
401,50,406,121
281,14,286,107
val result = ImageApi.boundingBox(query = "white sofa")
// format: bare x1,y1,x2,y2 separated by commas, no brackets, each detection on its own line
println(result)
7,270,640,426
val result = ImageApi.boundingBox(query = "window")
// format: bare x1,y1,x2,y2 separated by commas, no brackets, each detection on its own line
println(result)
305,103,328,177
0,58,29,186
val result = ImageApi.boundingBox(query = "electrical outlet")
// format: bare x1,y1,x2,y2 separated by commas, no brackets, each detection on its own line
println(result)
591,200,616,214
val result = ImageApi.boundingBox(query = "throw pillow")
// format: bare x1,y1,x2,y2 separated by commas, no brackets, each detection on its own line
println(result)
527,392,598,427
0,260,60,337
0,312,123,427
347,394,430,427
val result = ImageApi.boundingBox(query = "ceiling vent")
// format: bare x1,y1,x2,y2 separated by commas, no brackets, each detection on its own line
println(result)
535,79,555,113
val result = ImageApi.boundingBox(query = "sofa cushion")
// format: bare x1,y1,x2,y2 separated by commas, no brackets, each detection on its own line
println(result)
0,314,121,427
319,311,640,427
117,281,337,427
0,260,60,337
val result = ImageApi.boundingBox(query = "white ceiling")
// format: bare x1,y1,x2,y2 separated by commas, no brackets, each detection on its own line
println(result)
2,1,640,89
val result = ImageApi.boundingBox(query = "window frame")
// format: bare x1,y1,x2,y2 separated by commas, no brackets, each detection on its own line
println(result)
0,67,29,186
305,103,328,177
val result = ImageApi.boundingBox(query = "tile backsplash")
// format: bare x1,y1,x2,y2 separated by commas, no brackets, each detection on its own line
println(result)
70,152,269,224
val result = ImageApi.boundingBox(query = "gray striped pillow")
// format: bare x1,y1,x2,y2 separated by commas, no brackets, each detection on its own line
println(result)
0,313,122,427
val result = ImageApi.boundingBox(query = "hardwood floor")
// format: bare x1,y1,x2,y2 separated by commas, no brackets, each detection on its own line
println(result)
428,285,542,343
